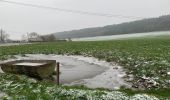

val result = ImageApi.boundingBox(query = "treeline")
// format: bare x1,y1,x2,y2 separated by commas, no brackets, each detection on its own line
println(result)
53,15,170,39
22,32,67,42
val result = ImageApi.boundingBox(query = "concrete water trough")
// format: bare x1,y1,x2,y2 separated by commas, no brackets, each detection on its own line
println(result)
0,60,56,80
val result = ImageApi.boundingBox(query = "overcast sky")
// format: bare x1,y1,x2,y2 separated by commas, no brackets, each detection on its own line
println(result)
0,0,170,40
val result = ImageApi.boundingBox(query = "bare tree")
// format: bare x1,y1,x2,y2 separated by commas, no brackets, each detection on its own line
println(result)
21,34,28,42
40,34,56,42
28,32,39,38
48,34,56,41
0,29,9,43
27,32,42,42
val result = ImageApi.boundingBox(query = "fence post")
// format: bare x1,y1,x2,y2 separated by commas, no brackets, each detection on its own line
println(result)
56,62,60,85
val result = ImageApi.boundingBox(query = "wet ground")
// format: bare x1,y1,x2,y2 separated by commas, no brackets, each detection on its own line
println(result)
0,54,131,90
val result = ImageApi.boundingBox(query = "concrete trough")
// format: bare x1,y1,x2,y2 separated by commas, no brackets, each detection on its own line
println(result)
0,60,56,80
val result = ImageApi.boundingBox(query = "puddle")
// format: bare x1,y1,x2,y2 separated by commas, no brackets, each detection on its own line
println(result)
0,54,131,90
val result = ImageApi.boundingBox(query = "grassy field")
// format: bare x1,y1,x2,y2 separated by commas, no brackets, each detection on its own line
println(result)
0,36,170,99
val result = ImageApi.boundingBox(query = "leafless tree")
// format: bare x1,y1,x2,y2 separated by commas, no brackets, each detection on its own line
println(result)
0,29,9,42
40,34,56,42
27,32,42,42
21,34,28,42
27,32,39,38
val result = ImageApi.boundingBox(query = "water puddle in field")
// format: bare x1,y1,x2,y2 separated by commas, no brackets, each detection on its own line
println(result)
0,54,131,90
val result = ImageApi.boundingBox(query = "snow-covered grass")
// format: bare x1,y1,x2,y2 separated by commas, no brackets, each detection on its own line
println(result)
0,73,160,100
14,62,46,66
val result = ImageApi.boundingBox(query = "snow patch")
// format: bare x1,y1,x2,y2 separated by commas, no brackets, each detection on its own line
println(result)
14,62,46,66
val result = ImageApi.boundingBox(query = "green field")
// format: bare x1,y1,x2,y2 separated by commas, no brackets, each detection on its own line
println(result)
0,36,170,99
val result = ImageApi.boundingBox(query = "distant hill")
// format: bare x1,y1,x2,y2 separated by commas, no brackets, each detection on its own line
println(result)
53,15,170,39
